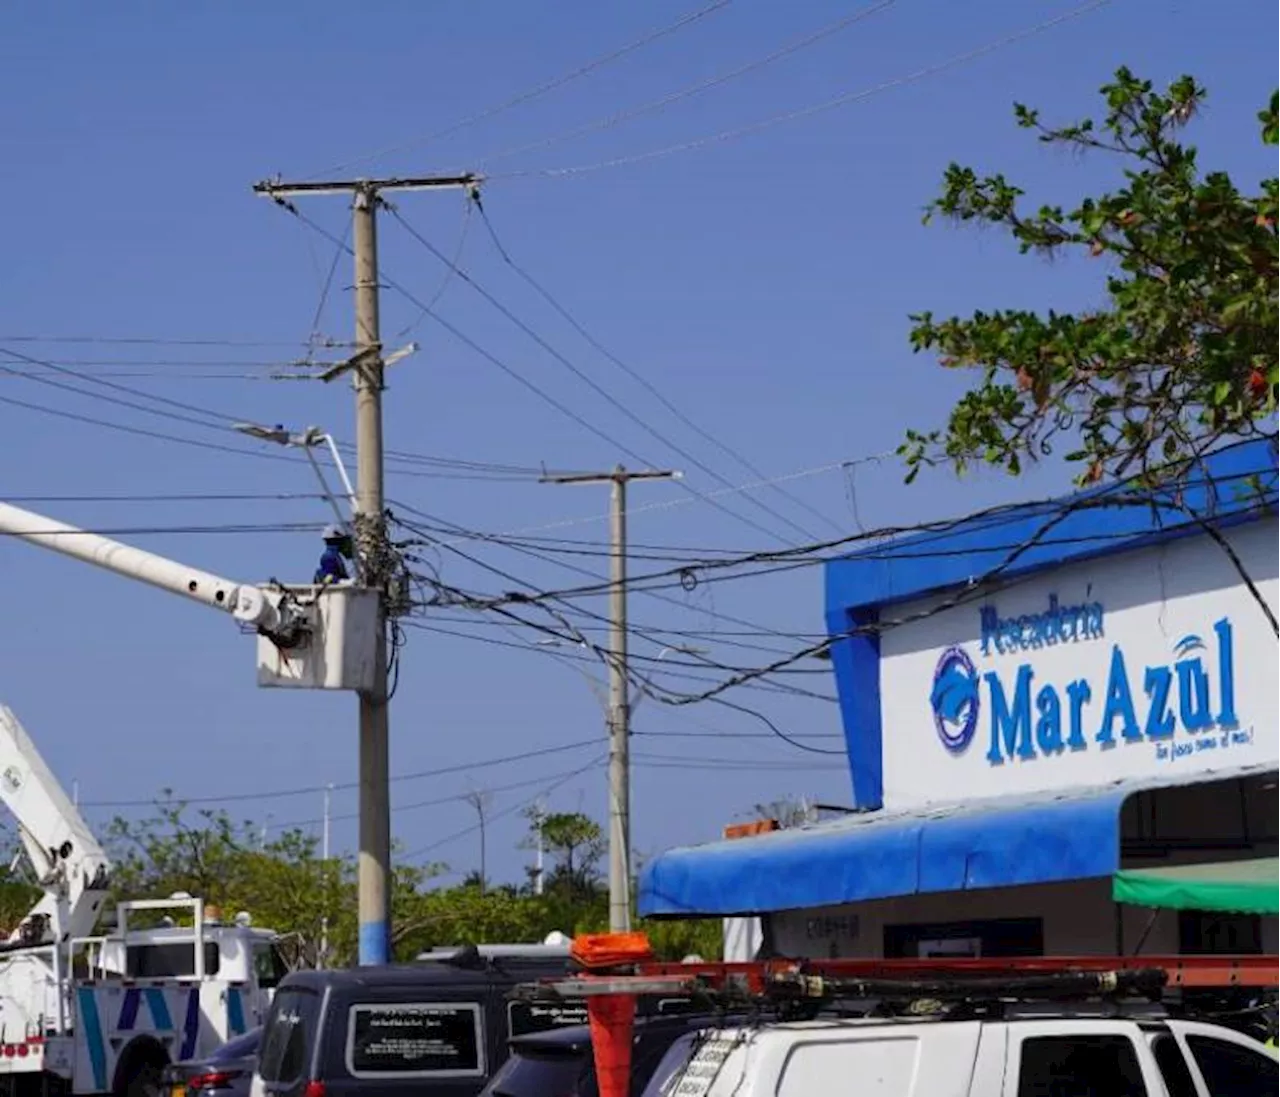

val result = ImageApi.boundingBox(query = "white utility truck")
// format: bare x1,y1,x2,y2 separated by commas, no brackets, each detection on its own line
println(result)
0,706,288,1097
646,1014,1278,1097
522,947,1278,1097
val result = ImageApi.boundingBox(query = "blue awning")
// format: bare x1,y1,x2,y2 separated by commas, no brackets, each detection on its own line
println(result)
640,788,1123,917
637,767,1274,917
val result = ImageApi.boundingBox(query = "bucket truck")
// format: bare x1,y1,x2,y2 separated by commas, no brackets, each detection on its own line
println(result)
0,706,288,1097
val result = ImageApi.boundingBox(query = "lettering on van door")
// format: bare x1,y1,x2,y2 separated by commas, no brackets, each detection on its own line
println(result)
507,1000,590,1038
345,1002,485,1079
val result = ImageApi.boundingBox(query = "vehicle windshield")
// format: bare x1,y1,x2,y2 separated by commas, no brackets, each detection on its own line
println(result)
253,943,289,989
641,1031,715,1097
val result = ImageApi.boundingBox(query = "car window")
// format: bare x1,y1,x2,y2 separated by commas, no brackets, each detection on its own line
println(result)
345,1002,485,1079
257,988,321,1084
484,1050,587,1096
1017,1034,1148,1097
212,1027,262,1062
1150,1034,1197,1097
1186,1034,1279,1096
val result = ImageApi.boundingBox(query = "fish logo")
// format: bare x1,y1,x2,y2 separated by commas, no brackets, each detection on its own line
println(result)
930,646,980,754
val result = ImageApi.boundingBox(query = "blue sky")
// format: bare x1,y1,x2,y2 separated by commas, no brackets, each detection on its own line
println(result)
0,1,1272,891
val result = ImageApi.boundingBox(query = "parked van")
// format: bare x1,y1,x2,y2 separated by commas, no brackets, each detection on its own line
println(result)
249,945,584,1097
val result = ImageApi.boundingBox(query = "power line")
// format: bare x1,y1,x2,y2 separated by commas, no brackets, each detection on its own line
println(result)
421,456,884,546
0,335,344,348
0,492,330,504
274,766,612,831
491,0,1111,180
282,203,805,546
394,505,822,658
392,501,826,647
471,198,847,537
80,738,601,808
389,205,821,545
307,0,736,178
479,0,895,168
401,755,606,860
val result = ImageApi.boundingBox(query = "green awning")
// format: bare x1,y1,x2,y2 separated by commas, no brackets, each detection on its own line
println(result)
1113,858,1279,915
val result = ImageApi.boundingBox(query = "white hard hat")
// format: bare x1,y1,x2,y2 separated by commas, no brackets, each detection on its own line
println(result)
322,524,345,541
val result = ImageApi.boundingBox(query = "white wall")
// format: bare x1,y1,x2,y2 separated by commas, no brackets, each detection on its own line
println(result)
878,518,1278,809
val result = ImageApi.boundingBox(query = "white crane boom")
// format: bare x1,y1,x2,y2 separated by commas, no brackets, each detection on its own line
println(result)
0,500,277,630
0,706,110,946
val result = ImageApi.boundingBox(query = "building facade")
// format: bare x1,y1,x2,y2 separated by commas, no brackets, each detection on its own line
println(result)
638,438,1279,960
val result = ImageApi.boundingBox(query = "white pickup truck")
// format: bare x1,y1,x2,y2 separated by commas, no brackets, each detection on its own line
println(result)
645,1014,1278,1097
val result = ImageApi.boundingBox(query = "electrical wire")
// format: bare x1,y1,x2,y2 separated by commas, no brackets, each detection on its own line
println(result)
391,501,827,649
388,205,821,546
80,738,601,808
489,0,1111,180
307,0,736,178
271,765,612,831
0,335,345,348
277,201,808,546
400,755,606,860
471,197,848,537
479,0,896,168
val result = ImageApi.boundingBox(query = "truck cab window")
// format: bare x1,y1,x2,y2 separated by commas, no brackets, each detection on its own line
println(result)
1186,1034,1279,1096
1017,1035,1147,1097
126,942,220,978
253,943,289,989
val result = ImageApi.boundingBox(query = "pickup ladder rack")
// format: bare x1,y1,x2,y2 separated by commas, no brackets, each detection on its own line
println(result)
520,933,1278,1097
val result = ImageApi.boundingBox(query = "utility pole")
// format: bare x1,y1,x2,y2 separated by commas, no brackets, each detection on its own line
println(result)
532,798,546,897
253,172,480,966
320,783,333,970
541,466,679,932
464,790,491,896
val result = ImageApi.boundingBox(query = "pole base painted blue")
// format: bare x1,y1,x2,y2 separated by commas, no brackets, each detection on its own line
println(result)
358,920,390,966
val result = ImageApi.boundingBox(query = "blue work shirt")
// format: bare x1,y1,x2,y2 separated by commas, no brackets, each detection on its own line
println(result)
315,544,349,584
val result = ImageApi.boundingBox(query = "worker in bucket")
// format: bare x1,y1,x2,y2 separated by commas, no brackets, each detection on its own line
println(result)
315,524,353,585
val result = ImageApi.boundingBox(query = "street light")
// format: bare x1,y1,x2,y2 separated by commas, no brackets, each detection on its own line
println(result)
234,421,356,525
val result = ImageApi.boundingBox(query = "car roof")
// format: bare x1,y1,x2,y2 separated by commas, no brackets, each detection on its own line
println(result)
278,956,572,992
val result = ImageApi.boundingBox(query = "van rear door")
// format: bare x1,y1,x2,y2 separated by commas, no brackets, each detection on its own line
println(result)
256,986,324,1097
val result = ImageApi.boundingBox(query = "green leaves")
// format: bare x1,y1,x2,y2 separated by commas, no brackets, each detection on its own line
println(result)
904,69,1278,486
103,802,715,966
1261,92,1279,146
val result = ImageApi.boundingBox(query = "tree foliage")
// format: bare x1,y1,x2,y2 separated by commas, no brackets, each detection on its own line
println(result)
902,69,1278,486
95,801,719,968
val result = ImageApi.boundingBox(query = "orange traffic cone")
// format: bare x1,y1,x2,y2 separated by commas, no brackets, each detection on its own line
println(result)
587,993,635,1097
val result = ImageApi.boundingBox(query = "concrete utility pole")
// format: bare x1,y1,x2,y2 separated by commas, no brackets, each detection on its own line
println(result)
541,466,679,932
464,789,491,896
254,172,479,965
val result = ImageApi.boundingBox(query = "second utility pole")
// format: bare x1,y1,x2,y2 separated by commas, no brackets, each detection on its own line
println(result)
254,172,479,965
542,465,679,932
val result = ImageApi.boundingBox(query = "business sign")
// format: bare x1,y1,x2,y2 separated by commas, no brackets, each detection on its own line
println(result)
880,519,1277,808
